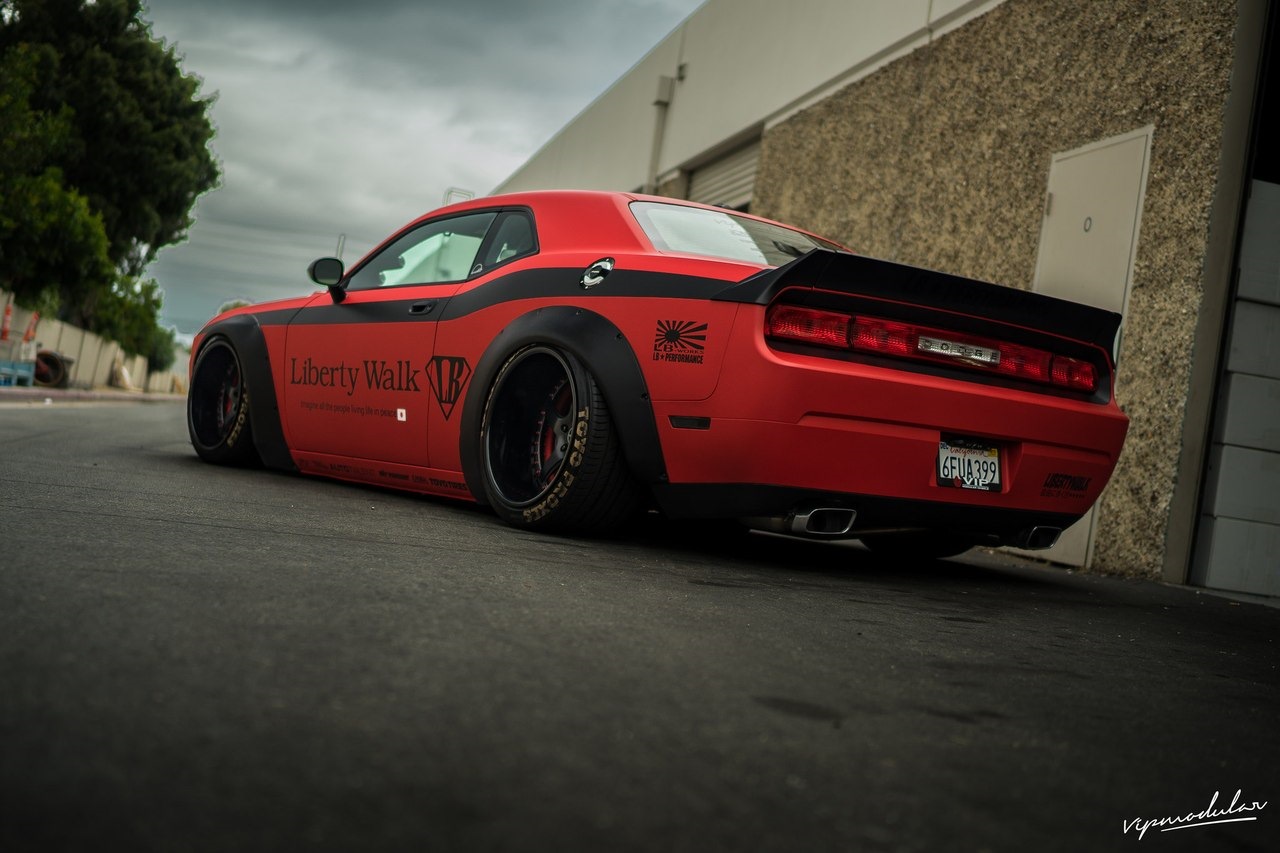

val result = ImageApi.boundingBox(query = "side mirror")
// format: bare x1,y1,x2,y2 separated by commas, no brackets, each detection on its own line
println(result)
308,257,347,303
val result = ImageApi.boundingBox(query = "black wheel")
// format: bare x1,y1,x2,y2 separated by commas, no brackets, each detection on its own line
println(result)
187,338,258,465
479,345,639,533
34,350,68,388
859,532,975,560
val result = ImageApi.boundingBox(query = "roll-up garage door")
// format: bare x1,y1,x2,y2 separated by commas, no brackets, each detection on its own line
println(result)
687,141,760,211
1190,179,1280,597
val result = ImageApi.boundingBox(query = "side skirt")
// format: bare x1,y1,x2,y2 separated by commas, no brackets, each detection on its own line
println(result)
291,450,479,503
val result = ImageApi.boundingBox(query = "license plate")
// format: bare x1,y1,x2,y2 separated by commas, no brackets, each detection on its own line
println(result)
937,438,1001,491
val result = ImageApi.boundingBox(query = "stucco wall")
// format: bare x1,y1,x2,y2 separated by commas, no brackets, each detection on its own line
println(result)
1,289,184,393
751,0,1239,576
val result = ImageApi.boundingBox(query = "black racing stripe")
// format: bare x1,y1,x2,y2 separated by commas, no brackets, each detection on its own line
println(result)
438,267,732,322
254,308,305,327
270,267,736,327
275,300,427,326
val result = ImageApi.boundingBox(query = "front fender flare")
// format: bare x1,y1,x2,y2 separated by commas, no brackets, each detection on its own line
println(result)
458,306,666,505
192,314,296,472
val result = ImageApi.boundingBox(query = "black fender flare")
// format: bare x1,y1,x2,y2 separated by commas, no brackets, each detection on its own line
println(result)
458,306,666,506
192,314,296,472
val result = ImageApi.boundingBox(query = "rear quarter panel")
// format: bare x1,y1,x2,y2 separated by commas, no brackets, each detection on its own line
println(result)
428,250,756,475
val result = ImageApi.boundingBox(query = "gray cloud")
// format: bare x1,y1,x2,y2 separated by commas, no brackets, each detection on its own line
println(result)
140,0,702,335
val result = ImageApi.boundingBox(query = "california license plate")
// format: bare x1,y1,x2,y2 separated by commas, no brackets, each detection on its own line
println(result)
937,438,1001,491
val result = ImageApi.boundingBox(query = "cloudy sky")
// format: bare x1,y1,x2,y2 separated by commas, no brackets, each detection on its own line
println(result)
140,0,704,336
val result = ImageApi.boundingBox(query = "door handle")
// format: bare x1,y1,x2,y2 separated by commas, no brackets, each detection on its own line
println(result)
409,300,436,316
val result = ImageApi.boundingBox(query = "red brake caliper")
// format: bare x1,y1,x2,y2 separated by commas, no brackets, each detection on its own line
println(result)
219,366,238,430
530,381,572,487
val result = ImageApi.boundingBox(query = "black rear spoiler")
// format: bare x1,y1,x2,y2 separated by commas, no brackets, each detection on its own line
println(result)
714,249,1123,361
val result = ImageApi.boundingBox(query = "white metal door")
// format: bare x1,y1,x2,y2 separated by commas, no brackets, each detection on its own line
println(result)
1018,127,1152,567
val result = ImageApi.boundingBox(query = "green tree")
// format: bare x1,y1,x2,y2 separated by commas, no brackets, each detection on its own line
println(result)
93,275,175,371
0,43,115,318
0,0,218,362
0,0,220,277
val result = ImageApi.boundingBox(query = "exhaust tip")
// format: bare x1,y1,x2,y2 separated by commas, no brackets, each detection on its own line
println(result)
790,507,857,537
1017,526,1063,550
740,506,858,539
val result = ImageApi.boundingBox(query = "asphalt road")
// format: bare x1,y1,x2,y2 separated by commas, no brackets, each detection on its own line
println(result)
1,398,1276,852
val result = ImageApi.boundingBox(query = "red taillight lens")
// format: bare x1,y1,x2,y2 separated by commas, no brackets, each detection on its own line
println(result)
765,304,1100,394
766,305,851,349
993,342,1052,383
1051,355,1097,392
850,317,914,357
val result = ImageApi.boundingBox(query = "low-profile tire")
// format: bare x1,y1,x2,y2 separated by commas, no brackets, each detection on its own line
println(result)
859,531,976,560
187,337,259,466
479,345,640,534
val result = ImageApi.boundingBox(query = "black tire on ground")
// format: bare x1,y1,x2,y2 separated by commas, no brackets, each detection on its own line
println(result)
187,338,259,466
479,345,640,534
859,532,976,560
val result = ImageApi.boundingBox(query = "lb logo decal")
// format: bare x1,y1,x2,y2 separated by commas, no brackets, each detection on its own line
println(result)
428,356,472,419
653,320,707,365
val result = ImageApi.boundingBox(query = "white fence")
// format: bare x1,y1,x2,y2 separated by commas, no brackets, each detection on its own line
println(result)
0,289,186,394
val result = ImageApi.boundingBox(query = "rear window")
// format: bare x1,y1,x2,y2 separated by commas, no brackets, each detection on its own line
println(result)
630,201,839,267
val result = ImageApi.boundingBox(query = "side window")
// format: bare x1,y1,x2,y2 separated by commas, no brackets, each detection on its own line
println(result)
479,211,537,269
346,211,498,290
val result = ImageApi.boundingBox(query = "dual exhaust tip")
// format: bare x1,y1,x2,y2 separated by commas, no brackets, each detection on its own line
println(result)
745,507,1065,551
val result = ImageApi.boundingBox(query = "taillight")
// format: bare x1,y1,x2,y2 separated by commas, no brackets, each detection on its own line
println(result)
850,317,916,358
765,304,1099,393
1051,356,1097,392
767,305,850,349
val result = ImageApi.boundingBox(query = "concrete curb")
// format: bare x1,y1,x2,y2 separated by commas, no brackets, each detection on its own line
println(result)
0,385,182,404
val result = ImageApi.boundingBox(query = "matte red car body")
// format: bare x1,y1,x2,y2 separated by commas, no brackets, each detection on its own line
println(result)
189,190,1129,548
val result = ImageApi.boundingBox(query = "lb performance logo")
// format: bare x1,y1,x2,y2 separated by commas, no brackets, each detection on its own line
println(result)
653,320,707,365
428,356,471,420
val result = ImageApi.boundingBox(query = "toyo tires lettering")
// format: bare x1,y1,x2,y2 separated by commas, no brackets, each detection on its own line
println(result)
522,407,589,522
226,390,249,448
522,471,576,522
481,342,639,533
568,409,588,467
188,338,259,467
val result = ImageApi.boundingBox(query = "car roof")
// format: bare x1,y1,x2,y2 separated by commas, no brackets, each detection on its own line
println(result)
395,190,829,256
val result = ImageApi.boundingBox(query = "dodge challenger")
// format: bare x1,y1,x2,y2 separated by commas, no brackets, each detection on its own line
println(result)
187,191,1128,557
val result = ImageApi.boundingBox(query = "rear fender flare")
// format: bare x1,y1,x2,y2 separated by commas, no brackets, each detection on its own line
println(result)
459,307,665,505
193,314,296,472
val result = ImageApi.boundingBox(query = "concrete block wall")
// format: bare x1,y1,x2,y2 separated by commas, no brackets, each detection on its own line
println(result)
751,0,1240,577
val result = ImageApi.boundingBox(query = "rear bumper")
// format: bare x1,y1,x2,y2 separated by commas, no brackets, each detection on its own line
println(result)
650,482,1081,547
649,307,1129,538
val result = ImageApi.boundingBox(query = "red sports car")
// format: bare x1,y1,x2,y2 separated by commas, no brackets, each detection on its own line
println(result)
187,191,1128,557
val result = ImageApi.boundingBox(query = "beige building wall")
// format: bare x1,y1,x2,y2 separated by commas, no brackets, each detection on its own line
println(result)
497,0,1006,193
502,33,684,193
751,0,1241,577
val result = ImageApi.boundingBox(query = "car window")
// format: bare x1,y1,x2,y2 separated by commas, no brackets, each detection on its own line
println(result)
346,211,498,290
630,201,840,267
479,211,536,268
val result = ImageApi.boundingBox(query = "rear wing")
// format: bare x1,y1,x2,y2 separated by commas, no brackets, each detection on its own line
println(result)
714,250,1123,362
